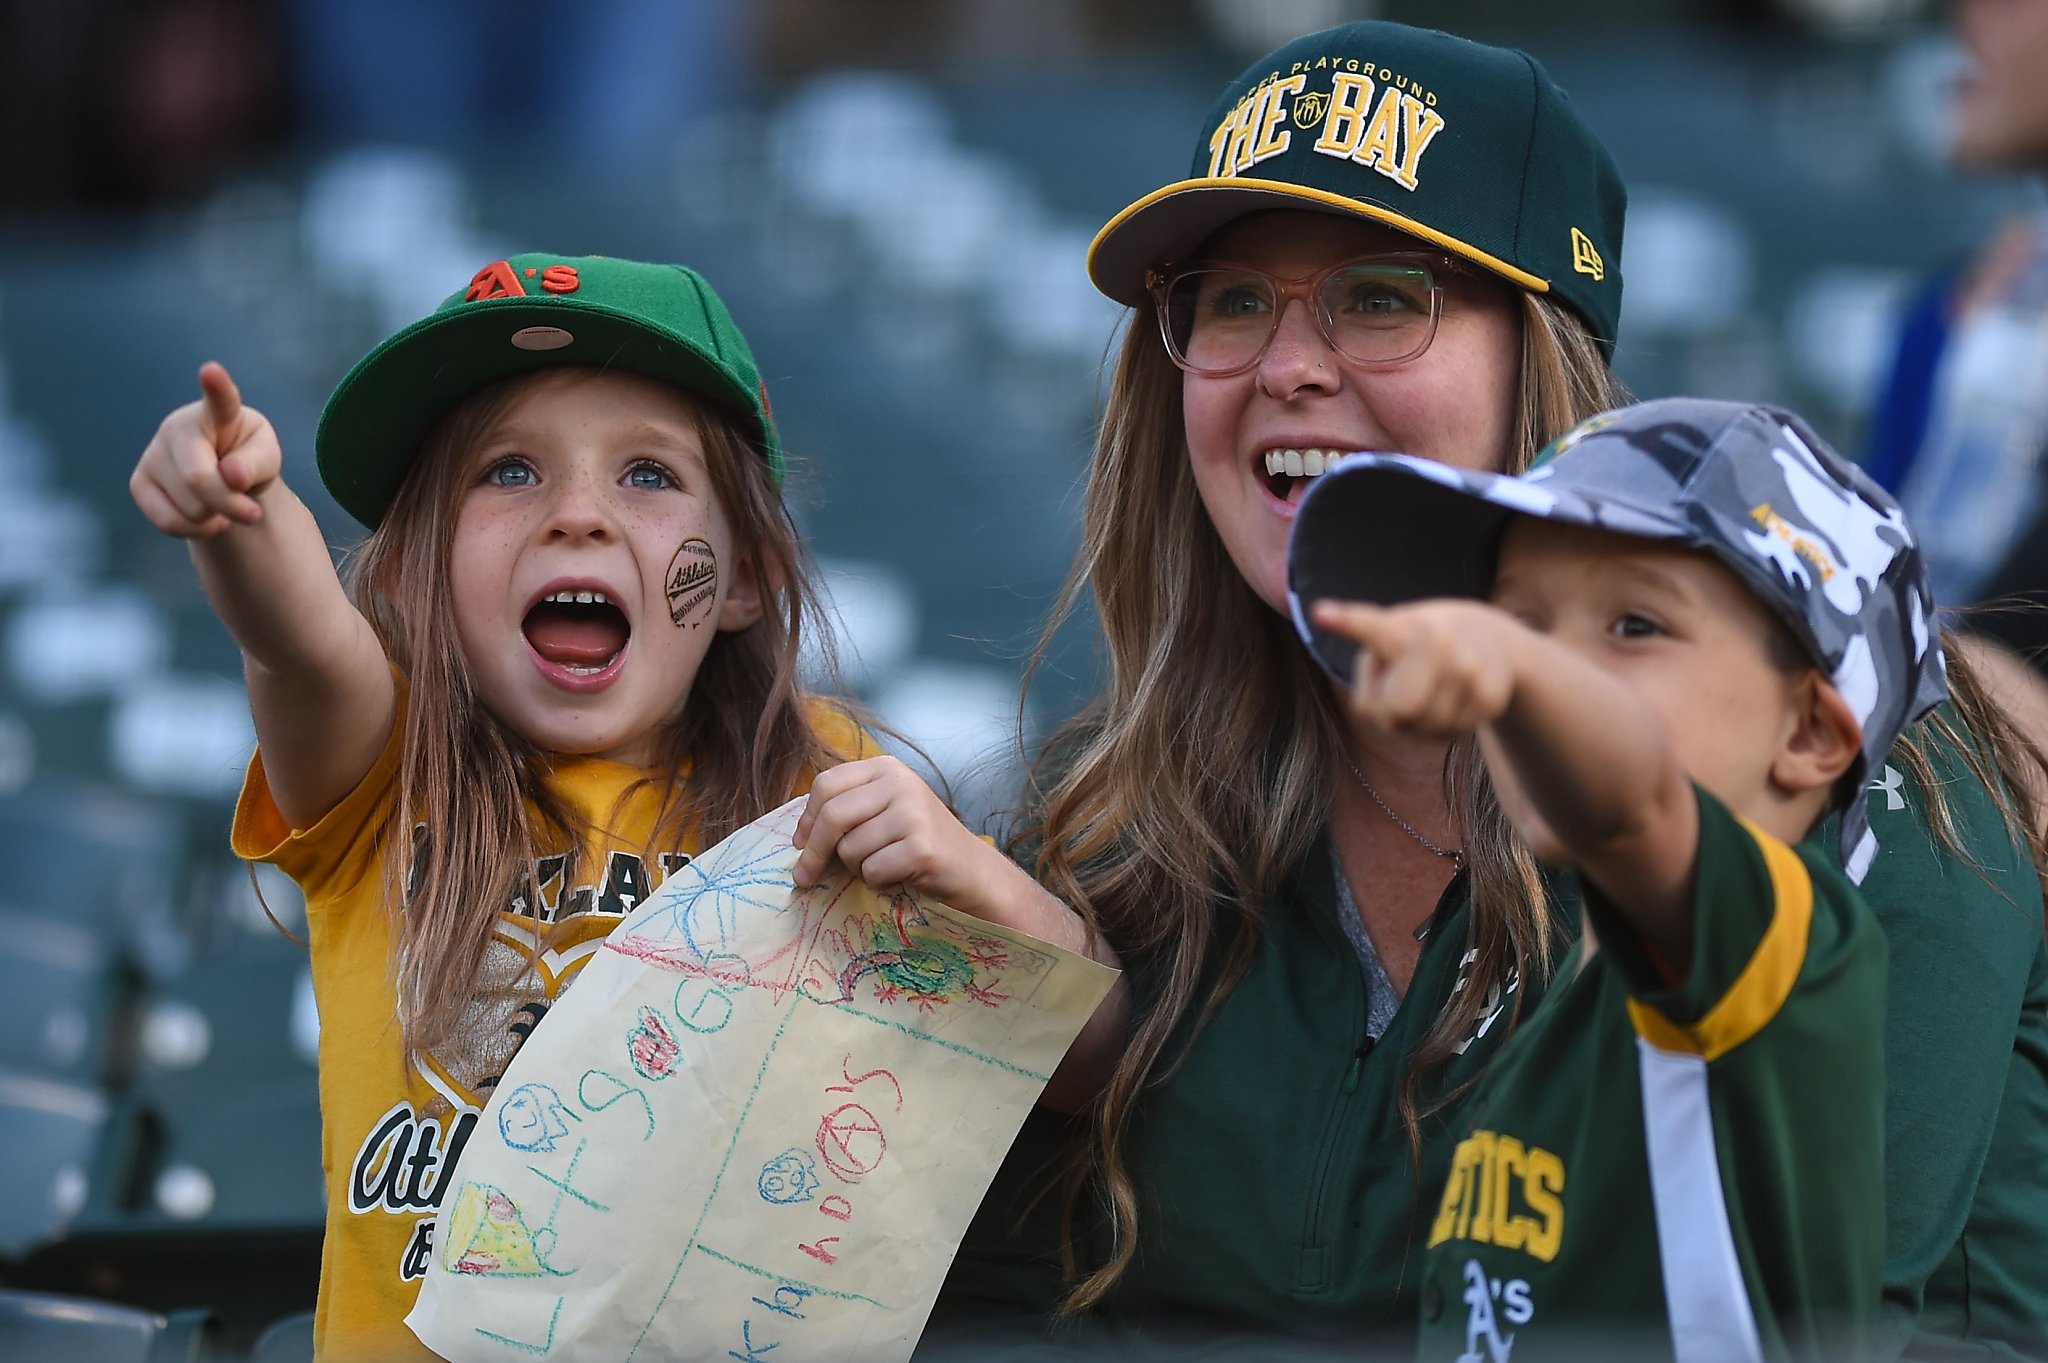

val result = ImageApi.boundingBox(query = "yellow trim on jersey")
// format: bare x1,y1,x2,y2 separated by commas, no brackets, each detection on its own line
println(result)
1087,177,1551,296
1627,817,1813,1063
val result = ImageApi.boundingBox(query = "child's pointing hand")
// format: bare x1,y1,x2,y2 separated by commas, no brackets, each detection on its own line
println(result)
1311,598,1528,739
131,361,283,537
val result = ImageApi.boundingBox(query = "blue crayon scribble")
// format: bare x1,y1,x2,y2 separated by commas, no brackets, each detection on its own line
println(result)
757,1149,820,1205
499,1084,574,1153
624,836,793,964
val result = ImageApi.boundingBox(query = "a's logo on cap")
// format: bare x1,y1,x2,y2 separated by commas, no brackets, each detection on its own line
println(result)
1570,228,1604,281
464,261,581,302
466,261,526,301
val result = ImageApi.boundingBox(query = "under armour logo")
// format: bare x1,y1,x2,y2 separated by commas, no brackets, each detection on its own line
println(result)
1869,764,1905,813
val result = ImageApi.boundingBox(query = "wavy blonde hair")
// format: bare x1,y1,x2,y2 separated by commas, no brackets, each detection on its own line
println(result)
342,369,851,1058
1018,287,1627,1313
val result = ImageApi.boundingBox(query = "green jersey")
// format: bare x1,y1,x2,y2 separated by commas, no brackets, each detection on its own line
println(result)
1842,730,2048,1360
917,714,2048,1359
1415,788,1885,1363
922,840,1553,1358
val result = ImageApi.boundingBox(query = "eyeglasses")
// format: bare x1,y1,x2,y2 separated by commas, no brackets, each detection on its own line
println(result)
1147,252,1458,377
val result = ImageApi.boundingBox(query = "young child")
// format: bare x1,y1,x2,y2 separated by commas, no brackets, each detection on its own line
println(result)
1289,397,1946,1362
131,254,1117,1361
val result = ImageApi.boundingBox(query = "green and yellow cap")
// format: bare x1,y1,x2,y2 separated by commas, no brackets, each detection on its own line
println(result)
1088,21,1626,356
316,253,780,528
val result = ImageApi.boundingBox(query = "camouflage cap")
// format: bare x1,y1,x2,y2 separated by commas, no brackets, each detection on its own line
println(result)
1286,396,1948,881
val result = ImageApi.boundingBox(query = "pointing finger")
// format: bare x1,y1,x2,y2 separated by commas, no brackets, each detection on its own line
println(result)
198,362,243,452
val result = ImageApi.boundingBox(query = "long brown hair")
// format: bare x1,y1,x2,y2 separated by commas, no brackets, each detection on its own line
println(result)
1018,289,1627,1312
343,369,849,1057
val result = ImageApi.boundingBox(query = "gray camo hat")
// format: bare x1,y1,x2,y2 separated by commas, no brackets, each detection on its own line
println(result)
1286,396,1948,882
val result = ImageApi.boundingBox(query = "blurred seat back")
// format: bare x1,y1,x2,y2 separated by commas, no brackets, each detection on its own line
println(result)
0,1068,108,1258
0,909,127,1084
248,1308,314,1363
0,1288,215,1362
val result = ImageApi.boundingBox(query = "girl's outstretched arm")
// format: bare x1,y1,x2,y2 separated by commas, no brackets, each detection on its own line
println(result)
132,362,395,829
1312,598,1700,970
792,756,1131,1112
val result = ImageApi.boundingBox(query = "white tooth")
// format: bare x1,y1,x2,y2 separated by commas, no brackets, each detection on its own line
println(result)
1264,450,1283,476
572,590,591,604
1304,451,1325,477
591,591,608,605
1284,449,1304,478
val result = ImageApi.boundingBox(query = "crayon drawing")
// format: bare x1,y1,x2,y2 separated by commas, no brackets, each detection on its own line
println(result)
407,797,1119,1363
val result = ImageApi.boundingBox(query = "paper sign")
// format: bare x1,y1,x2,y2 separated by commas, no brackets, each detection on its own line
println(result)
406,797,1118,1362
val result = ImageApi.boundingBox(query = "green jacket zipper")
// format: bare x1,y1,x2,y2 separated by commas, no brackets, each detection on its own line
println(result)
1294,871,1372,1294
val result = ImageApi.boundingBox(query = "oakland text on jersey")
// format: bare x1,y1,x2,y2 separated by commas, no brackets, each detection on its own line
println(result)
409,819,693,924
350,1101,479,1219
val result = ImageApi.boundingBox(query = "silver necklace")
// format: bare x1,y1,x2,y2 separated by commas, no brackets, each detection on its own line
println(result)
1344,757,1465,870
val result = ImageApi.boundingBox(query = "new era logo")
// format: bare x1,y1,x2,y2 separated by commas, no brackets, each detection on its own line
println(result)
1569,228,1604,281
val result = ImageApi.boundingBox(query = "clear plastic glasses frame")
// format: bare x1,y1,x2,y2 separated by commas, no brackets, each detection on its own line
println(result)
1147,251,1458,377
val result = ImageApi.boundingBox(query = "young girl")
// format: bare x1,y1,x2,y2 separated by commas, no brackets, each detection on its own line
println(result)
131,254,1122,1362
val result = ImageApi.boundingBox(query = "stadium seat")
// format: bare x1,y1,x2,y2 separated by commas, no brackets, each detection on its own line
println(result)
131,930,316,1088
84,1074,323,1230
0,907,129,1085
0,1067,109,1259
0,785,183,940
247,1309,314,1363
0,1288,216,1362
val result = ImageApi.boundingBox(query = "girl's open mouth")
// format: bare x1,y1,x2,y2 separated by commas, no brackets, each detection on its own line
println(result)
523,589,631,678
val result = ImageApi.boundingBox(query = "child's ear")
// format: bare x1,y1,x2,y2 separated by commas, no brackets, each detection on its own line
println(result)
1773,673,1862,796
716,549,766,631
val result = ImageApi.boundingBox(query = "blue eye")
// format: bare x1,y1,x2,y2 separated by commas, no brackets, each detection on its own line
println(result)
484,458,536,488
625,462,676,491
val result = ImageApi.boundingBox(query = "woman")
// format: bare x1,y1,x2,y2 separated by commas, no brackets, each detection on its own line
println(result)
928,20,2048,1360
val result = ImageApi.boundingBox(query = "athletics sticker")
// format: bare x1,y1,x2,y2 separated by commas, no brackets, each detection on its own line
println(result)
665,539,717,627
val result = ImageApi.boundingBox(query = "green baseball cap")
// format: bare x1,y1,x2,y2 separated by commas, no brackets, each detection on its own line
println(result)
316,253,781,528
1088,21,1626,356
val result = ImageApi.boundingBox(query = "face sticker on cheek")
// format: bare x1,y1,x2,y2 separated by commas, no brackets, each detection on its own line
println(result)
665,538,719,628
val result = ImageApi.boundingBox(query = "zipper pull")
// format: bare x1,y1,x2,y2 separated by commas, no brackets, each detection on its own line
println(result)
1342,1036,1376,1095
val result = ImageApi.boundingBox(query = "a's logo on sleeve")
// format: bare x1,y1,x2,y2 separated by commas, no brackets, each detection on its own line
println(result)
1569,228,1604,281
